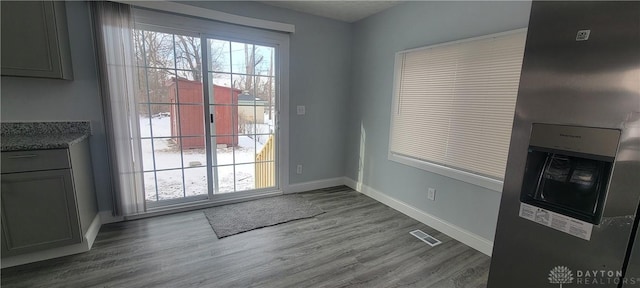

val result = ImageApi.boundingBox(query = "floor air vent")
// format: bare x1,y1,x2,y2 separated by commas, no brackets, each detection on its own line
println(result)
410,230,442,247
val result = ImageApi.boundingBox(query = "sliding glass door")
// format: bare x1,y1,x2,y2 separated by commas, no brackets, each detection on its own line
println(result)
133,20,281,208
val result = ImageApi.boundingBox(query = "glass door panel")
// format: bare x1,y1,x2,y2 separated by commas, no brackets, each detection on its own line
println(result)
135,28,208,206
207,38,277,194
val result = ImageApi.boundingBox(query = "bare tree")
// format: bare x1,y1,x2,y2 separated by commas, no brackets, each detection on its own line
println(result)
234,44,264,93
175,35,202,81
247,47,275,119
208,41,226,73
134,30,174,114
174,36,237,84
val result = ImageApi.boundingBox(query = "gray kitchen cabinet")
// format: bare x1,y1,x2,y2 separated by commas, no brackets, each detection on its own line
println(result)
0,1,73,79
1,139,97,257
1,170,81,255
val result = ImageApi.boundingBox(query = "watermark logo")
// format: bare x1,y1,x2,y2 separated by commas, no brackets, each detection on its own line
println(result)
549,266,574,288
546,266,639,286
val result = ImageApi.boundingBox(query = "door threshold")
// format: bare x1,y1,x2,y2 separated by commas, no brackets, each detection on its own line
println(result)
125,190,283,221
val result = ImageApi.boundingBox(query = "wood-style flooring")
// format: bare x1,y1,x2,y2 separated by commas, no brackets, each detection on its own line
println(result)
1,186,490,288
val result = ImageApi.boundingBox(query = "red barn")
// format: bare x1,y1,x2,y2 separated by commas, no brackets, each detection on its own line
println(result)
167,78,239,149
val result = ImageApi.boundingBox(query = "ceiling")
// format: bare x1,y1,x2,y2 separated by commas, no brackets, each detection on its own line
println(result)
261,1,402,23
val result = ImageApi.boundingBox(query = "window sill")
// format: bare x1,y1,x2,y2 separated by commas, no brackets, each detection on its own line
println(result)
388,152,504,192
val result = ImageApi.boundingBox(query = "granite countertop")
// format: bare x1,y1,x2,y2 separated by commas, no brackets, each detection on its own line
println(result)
1,122,91,152
1,133,90,152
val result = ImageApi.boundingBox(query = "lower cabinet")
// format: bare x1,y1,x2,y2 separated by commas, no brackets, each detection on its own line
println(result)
0,139,97,258
1,170,81,256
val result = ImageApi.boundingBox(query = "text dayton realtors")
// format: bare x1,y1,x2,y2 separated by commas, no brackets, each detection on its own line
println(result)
576,270,639,285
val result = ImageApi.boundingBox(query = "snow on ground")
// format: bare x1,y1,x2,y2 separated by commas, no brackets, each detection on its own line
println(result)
140,114,272,202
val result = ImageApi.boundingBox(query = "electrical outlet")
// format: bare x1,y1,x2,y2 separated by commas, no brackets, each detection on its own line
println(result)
427,188,436,201
296,164,303,174
296,105,306,115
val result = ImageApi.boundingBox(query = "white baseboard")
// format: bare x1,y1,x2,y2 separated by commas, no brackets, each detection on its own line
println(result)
85,212,102,248
284,177,346,194
343,177,494,256
282,176,494,256
2,213,103,268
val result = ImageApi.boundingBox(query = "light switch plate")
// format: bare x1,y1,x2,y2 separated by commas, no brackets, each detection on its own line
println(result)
297,105,306,115
427,188,436,201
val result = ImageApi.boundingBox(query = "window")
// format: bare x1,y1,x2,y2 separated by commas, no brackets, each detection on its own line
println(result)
388,29,526,191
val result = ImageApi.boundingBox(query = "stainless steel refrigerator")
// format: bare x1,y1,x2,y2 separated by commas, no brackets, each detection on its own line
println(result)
488,2,640,287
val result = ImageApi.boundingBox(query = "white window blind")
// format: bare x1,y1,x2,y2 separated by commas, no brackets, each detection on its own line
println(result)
389,29,526,186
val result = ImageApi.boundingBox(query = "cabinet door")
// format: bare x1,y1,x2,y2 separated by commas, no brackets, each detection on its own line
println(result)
0,1,73,79
1,170,81,257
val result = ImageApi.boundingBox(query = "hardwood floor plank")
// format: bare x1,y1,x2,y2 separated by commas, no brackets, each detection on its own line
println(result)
1,187,490,287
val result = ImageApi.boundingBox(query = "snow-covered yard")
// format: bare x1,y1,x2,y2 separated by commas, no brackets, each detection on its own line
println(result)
140,114,272,202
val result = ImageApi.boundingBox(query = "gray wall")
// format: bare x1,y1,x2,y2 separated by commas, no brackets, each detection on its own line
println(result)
181,1,352,184
345,1,532,241
1,1,113,211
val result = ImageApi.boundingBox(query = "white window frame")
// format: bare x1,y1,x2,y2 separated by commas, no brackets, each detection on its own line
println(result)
388,28,527,192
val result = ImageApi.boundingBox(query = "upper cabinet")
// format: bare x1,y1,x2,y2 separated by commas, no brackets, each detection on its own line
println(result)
1,1,73,80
